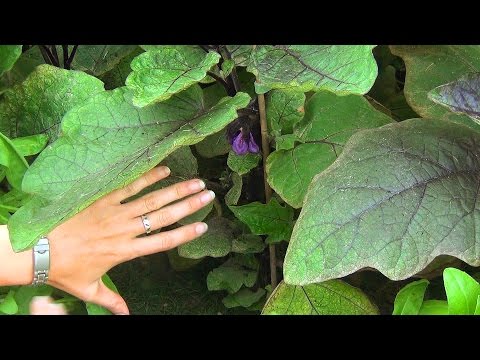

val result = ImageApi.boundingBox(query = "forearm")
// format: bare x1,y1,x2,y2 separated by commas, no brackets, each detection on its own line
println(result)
0,225,33,286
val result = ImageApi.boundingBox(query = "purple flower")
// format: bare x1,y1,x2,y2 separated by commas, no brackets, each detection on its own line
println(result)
230,128,260,155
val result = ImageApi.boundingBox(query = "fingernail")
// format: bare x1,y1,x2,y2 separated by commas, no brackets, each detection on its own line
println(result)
118,313,129,315
196,222,208,234
190,180,205,191
200,190,215,203
160,166,170,175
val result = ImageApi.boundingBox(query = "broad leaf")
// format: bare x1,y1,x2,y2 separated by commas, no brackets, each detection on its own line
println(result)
0,45,22,76
284,119,480,285
223,288,266,309
0,290,18,315
225,172,242,206
100,47,145,90
207,256,259,294
248,45,378,94
195,129,231,158
126,46,221,107
226,45,253,67
475,296,480,315
428,72,480,122
262,280,379,315
86,274,118,315
267,91,393,208
266,90,305,136
232,234,265,254
227,150,261,175
178,217,236,259
390,45,480,130
444,267,480,315
229,198,294,242
0,131,28,189
392,279,429,315
70,45,138,76
0,64,104,141
418,300,449,315
8,88,250,251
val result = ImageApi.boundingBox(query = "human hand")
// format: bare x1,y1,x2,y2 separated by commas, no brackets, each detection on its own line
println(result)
45,166,214,315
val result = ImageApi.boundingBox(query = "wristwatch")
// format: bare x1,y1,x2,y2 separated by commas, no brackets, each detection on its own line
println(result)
32,237,50,286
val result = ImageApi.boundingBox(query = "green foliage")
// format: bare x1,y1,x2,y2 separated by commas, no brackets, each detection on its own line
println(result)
284,119,480,285
3,44,480,315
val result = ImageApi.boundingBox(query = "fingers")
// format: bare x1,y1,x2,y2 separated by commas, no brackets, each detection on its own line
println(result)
30,296,67,315
107,166,171,204
128,190,215,236
88,280,129,315
130,222,208,257
122,178,206,218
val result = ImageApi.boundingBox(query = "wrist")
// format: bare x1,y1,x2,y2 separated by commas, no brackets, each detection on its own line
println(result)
0,226,33,286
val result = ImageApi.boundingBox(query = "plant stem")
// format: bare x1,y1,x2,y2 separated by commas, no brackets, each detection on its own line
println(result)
65,45,78,69
258,93,277,289
219,46,240,93
38,45,53,65
50,45,60,66
61,45,69,68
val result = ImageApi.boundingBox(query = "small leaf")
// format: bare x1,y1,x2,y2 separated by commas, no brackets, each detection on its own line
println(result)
86,274,118,315
444,267,480,315
248,45,377,94
207,255,259,293
0,64,104,141
167,248,202,272
226,45,253,67
262,280,379,315
232,234,265,254
13,285,53,314
223,288,266,309
0,132,28,190
227,151,261,175
100,47,145,90
11,134,48,157
229,198,294,242
393,279,429,315
0,290,18,315
275,134,297,151
266,90,305,135
284,119,480,285
225,172,242,206
0,188,31,209
428,72,480,122
126,46,221,107
195,129,231,158
178,217,236,259
418,300,449,315
0,45,22,76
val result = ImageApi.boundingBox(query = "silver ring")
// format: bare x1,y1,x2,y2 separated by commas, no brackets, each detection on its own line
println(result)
141,215,152,235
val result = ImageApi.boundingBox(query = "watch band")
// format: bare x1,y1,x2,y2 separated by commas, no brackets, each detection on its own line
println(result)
32,237,50,286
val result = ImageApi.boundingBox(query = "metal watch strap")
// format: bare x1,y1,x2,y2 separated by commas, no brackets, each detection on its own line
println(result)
32,237,50,286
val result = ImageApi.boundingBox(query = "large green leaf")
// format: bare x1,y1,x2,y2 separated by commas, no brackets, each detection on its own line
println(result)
70,45,138,76
0,45,22,76
418,300,449,315
390,45,480,130
443,267,480,315
284,119,480,285
475,296,480,315
8,88,250,251
248,45,378,95
428,72,480,122
0,132,28,189
267,91,393,208
0,64,104,141
392,279,429,315
178,217,236,259
262,280,379,315
266,90,305,136
126,46,221,107
229,198,294,243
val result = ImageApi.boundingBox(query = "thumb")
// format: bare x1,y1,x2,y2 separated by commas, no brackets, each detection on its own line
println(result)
89,280,129,315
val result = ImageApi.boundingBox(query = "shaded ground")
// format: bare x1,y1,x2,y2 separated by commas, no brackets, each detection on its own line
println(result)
109,253,251,315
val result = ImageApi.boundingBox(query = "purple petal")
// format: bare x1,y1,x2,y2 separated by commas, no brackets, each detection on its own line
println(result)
248,133,260,153
232,132,248,155
228,130,241,145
